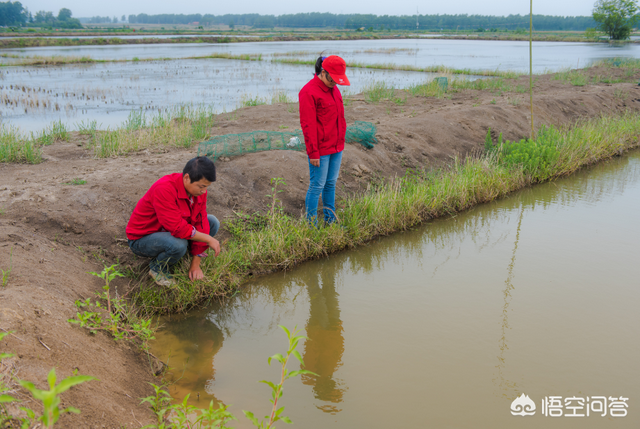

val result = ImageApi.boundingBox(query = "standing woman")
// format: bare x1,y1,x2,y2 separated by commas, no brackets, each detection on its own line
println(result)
299,55,350,225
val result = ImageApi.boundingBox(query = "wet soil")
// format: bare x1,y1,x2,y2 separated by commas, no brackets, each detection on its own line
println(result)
1,65,640,427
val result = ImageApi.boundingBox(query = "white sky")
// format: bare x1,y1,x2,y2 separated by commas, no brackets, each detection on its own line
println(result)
23,0,594,19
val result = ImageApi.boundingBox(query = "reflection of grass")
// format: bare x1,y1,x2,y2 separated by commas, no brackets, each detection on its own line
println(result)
135,112,640,314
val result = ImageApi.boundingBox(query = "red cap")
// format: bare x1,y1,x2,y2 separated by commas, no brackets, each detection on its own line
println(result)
322,55,350,86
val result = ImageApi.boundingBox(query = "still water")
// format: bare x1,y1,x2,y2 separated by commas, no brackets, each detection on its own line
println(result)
0,59,472,132
152,150,640,428
2,39,637,72
1,38,637,132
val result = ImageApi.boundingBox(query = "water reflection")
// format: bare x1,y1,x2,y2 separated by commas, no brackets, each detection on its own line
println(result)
494,204,523,400
152,151,640,428
295,264,346,412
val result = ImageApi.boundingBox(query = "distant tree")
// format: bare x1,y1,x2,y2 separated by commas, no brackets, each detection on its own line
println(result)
121,14,126,22
592,0,639,39
0,1,27,26
34,10,55,24
113,15,118,23
57,7,72,21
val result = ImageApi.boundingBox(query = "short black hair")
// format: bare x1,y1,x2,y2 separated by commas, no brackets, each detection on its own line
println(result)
183,156,216,183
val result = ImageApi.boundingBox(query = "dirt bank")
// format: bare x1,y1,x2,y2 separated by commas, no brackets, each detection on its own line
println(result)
1,65,640,427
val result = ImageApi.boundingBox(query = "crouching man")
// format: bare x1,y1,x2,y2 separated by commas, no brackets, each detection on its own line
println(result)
126,156,221,286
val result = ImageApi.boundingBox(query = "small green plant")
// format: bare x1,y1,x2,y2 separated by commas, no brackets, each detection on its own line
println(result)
75,119,99,138
487,125,560,181
19,369,95,429
266,178,286,222
490,98,497,104
392,95,407,105
68,264,156,350
613,88,629,100
50,120,70,142
243,326,316,429
139,325,310,429
240,95,267,108
1,333,94,428
1,247,11,287
63,178,86,185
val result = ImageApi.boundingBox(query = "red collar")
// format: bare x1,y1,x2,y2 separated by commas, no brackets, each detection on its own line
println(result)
173,173,190,200
312,74,331,93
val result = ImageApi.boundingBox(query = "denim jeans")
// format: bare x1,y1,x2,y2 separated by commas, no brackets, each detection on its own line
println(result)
305,151,343,225
128,214,220,275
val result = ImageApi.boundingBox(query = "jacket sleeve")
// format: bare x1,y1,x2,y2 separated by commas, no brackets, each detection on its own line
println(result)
299,89,319,159
152,184,193,239
189,197,210,256
336,89,347,144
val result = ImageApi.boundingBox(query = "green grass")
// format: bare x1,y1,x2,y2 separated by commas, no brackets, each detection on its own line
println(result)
272,57,522,78
63,178,87,185
362,81,396,103
0,125,41,163
134,112,640,314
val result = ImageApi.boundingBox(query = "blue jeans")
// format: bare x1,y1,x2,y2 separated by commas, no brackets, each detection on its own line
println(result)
128,215,220,275
306,151,343,225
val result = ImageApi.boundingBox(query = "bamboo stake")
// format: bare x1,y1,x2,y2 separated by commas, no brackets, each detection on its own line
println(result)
530,0,535,139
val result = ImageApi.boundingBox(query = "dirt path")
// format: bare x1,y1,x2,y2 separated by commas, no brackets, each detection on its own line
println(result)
1,65,639,427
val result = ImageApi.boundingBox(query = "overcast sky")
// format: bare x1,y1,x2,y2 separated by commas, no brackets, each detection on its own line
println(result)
23,0,595,19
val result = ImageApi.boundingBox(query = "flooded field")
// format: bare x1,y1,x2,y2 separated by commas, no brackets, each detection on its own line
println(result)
1,38,637,132
0,59,470,131
152,150,640,428
2,39,637,72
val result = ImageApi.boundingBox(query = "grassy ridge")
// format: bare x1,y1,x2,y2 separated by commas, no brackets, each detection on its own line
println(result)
135,113,640,314
0,52,263,67
272,57,521,78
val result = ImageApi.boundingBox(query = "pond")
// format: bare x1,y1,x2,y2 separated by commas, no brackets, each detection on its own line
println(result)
2,39,637,72
1,38,637,132
151,150,640,428
0,59,478,132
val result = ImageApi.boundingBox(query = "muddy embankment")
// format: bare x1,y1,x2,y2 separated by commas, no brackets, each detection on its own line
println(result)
1,66,640,427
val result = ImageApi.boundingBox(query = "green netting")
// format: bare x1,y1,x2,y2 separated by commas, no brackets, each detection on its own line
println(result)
345,121,378,149
197,130,305,161
198,121,378,160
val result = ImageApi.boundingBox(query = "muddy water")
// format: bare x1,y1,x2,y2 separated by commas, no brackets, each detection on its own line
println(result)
158,151,640,427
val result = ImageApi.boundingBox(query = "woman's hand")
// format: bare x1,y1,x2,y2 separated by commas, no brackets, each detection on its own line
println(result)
310,159,320,167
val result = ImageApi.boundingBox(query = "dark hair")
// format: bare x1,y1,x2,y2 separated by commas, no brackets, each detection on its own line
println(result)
183,156,216,183
315,56,325,75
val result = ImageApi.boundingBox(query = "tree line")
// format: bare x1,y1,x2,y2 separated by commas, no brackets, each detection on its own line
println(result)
0,1,82,28
127,12,596,31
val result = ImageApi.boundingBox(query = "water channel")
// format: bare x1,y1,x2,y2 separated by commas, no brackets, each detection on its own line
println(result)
152,150,640,428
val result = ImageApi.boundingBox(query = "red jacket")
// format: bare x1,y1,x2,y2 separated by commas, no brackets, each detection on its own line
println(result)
126,173,210,256
299,75,346,160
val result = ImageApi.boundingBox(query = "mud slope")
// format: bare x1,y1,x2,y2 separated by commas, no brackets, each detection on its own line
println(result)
1,66,639,427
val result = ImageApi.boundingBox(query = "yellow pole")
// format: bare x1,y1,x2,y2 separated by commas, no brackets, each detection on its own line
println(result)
530,0,535,139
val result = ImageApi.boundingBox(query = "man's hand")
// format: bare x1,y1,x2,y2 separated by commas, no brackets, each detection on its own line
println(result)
189,256,204,281
191,231,221,257
208,237,221,257
310,159,320,167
